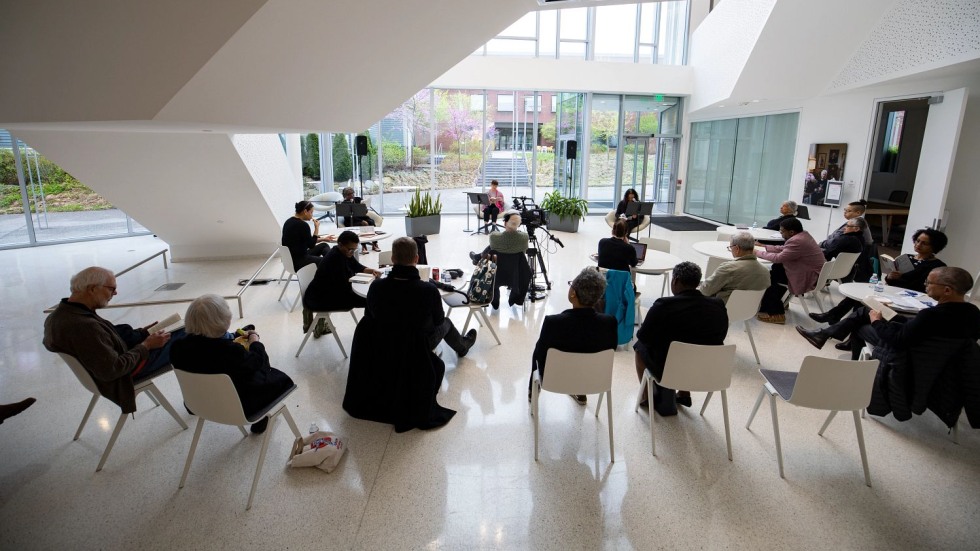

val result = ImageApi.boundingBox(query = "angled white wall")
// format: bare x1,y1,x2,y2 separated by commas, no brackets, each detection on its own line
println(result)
9,130,296,261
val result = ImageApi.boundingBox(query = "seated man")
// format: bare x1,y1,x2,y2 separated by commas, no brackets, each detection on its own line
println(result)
699,231,770,303
823,200,873,248
343,238,476,431
634,262,729,416
42,266,177,414
795,267,980,359
302,231,380,338
754,218,825,324
764,200,798,230
341,186,379,254
469,210,529,263
531,267,617,405
820,217,865,261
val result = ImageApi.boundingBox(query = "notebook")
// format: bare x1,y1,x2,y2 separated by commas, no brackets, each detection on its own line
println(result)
631,242,648,262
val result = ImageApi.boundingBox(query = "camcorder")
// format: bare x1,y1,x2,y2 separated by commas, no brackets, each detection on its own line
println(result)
512,196,547,229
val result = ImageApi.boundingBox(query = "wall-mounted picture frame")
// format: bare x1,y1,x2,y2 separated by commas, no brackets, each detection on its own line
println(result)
803,143,848,206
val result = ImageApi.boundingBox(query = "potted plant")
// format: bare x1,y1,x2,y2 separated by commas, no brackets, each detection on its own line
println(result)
539,190,589,232
405,188,443,235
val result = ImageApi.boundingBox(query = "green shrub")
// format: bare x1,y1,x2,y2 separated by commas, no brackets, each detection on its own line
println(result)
381,141,406,170
332,134,353,182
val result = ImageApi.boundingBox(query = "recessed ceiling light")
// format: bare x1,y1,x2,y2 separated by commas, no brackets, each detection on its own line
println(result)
216,220,224,224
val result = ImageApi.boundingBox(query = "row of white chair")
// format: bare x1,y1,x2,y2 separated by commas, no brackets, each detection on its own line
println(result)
532,342,880,486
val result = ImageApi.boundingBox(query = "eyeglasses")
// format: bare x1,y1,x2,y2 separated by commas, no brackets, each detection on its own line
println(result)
100,285,117,292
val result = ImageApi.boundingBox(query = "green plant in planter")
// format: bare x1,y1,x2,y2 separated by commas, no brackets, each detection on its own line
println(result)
406,188,442,217
539,190,588,221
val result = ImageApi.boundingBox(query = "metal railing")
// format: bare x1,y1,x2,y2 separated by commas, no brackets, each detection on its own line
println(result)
42,247,284,319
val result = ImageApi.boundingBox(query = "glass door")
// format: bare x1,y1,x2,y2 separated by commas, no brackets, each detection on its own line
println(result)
619,135,653,205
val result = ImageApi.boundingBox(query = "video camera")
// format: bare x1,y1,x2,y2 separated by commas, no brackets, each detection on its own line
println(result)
512,196,547,229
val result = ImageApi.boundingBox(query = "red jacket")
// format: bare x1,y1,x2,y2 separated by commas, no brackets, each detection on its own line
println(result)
756,231,825,294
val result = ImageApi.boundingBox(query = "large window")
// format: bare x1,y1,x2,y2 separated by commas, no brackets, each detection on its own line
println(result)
0,130,149,249
684,113,799,225
473,2,689,65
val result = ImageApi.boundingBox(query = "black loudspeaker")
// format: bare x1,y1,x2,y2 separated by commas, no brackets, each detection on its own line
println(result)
355,135,368,157
565,140,577,160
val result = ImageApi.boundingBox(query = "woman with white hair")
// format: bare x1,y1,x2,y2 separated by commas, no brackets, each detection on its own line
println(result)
170,294,294,434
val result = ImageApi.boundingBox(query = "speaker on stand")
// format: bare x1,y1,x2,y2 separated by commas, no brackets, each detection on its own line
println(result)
355,135,369,196
564,140,577,196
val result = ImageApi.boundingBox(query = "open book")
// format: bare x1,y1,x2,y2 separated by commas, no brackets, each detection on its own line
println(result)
880,254,915,275
146,312,183,333
862,297,898,321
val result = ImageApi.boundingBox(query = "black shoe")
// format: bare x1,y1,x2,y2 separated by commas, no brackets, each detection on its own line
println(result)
796,326,829,350
808,312,833,324
469,251,481,265
835,338,852,351
0,397,36,424
570,395,587,405
457,329,477,357
676,391,692,408
250,416,269,434
240,324,255,331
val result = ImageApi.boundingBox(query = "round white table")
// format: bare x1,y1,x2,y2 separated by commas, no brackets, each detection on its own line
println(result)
692,241,772,265
837,282,936,314
589,250,683,275
716,224,784,243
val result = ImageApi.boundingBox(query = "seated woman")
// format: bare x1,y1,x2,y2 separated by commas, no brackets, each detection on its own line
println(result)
282,200,335,269
615,188,644,232
884,228,947,292
170,294,294,434
468,210,529,264
303,231,381,337
481,179,506,233
597,219,638,273
341,187,379,254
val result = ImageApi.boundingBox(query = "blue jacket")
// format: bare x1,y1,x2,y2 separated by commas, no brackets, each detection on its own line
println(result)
603,269,635,345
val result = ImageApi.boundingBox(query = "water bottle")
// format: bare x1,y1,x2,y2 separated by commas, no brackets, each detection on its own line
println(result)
751,221,758,229
869,274,883,294
308,422,319,434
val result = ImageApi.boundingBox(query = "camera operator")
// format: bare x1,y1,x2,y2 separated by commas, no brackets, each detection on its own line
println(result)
468,210,529,264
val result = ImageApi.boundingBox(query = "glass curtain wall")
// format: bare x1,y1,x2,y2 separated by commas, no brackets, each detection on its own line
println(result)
684,113,799,225
474,1,689,65
587,95,621,206
0,130,149,249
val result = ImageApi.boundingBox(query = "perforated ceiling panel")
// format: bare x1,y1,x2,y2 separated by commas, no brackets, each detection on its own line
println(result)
828,0,980,91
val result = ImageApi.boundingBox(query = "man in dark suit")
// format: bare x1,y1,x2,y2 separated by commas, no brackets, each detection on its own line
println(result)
634,261,729,416
820,217,865,261
531,267,617,405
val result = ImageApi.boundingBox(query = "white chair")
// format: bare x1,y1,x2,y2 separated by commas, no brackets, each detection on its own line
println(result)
968,269,980,304
604,209,651,236
726,289,765,365
442,266,501,346
826,251,860,286
705,256,725,280
276,246,302,312
716,230,731,242
532,349,616,462
378,250,392,267
786,259,835,314
173,370,302,510
640,237,672,296
745,356,879,486
634,342,737,459
57,352,188,472
294,264,359,358
309,191,343,222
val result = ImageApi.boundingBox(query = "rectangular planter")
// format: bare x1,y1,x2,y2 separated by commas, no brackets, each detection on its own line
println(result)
405,214,441,236
546,215,581,233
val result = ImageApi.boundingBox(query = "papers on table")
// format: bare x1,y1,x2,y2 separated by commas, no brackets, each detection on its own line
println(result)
349,274,374,284
889,295,934,311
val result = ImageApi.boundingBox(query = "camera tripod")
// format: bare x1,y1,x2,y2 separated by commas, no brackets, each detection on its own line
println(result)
526,224,563,301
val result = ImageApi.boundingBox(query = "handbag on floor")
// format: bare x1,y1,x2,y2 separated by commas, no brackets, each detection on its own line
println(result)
467,257,497,304
287,431,346,473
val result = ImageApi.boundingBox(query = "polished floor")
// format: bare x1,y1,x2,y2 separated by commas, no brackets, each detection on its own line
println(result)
1,215,977,550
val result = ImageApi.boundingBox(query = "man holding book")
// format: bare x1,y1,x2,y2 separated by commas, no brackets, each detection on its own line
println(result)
795,267,980,359
43,266,182,414
303,231,381,337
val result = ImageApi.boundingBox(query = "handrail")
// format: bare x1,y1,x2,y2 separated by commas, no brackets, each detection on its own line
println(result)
42,247,249,318
115,248,168,277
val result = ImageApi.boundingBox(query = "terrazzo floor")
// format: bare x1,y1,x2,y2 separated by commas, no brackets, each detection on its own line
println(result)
1,215,977,550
